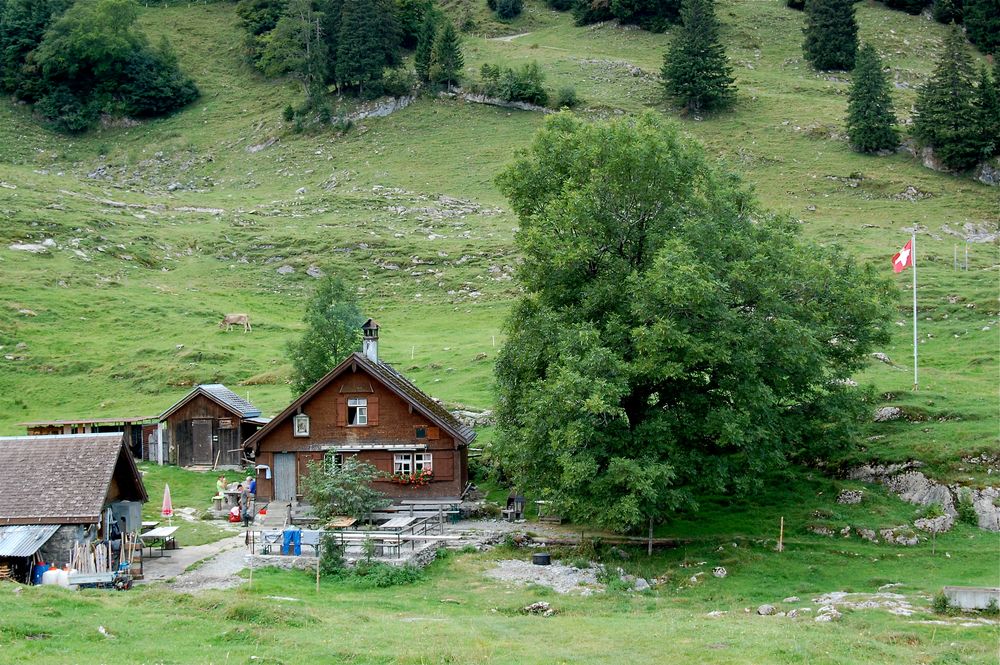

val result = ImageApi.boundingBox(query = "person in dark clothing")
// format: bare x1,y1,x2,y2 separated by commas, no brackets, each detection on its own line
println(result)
238,484,252,527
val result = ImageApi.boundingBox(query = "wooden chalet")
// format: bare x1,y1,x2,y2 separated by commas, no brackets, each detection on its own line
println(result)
19,415,159,461
246,320,476,502
159,384,268,468
0,433,147,578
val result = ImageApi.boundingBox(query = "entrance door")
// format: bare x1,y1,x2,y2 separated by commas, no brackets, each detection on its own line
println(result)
274,453,297,501
192,419,213,465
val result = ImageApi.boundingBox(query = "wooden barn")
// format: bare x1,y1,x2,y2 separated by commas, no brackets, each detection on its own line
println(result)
0,433,147,579
246,320,476,502
159,384,268,468
19,416,158,461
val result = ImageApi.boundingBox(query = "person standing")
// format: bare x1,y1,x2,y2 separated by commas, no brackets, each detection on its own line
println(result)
216,474,227,497
238,483,252,527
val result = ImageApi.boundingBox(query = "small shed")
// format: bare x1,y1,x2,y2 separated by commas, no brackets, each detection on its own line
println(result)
159,384,268,468
0,433,147,580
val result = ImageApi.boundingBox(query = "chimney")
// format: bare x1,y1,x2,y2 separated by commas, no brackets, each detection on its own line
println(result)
362,318,379,363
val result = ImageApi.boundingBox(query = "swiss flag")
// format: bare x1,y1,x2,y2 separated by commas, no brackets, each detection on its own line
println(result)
892,239,913,273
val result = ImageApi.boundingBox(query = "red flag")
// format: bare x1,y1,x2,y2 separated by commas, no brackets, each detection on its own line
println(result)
892,239,913,273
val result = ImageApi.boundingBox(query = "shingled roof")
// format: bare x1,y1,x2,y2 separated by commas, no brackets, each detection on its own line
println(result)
159,383,261,421
0,434,147,525
246,352,476,450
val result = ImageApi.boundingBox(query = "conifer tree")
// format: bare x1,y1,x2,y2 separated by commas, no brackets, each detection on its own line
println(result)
802,0,858,71
913,26,983,170
414,7,438,82
846,43,897,153
963,0,999,55
932,0,962,25
661,0,735,113
334,0,399,94
973,65,999,158
429,19,462,90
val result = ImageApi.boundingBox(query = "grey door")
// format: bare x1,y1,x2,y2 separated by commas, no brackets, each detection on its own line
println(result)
274,453,297,501
192,420,213,465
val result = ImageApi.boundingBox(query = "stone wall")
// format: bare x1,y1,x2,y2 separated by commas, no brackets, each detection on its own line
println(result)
38,524,88,566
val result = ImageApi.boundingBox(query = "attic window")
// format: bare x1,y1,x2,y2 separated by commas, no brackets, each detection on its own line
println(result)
415,427,426,439
348,398,368,426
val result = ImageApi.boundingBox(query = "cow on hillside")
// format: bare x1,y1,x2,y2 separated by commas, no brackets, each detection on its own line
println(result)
219,313,252,333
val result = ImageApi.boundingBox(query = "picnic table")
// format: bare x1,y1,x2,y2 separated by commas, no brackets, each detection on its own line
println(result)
140,526,178,558
141,521,159,532
381,517,416,530
325,516,357,529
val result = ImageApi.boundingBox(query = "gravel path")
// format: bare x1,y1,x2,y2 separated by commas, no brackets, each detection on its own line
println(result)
164,535,249,592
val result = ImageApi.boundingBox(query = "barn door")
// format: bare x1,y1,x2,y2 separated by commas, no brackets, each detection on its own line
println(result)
274,453,297,501
192,419,213,465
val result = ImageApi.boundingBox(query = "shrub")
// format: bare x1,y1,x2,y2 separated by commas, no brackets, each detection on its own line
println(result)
382,66,418,97
956,494,978,526
351,561,424,587
282,104,295,122
547,0,575,8
572,0,614,25
479,61,548,105
787,0,805,8
884,0,930,13
932,591,952,614
319,533,346,577
917,503,946,519
555,85,580,108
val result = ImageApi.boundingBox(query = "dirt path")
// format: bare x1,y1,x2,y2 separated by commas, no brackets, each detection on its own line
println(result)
489,32,531,42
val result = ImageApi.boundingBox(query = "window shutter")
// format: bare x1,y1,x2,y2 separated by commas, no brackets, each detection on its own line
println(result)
336,398,347,427
368,395,379,426
427,426,440,440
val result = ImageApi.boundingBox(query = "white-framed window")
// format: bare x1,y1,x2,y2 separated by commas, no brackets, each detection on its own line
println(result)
325,453,344,473
293,413,310,437
393,453,413,475
348,398,368,426
414,453,433,472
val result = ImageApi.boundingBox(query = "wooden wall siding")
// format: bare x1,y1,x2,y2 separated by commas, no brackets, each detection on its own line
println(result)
254,365,467,500
166,394,244,467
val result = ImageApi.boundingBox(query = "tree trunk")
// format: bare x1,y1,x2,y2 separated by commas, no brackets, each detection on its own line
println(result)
647,517,653,556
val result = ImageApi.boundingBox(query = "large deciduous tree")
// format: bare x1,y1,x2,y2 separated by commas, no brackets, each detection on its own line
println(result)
802,0,858,71
661,0,736,114
846,43,898,153
913,25,985,170
493,112,893,533
258,0,329,102
286,275,365,394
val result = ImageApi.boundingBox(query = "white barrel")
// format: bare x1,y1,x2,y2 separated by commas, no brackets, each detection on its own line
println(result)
41,568,59,585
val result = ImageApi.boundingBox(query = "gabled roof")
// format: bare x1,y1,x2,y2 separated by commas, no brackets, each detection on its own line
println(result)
159,383,261,421
246,352,476,449
0,433,148,525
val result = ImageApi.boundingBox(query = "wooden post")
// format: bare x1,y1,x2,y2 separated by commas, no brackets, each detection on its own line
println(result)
648,517,653,556
315,543,321,593
248,548,254,589
778,516,784,552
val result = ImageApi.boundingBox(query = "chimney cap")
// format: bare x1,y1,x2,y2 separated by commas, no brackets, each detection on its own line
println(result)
362,318,379,334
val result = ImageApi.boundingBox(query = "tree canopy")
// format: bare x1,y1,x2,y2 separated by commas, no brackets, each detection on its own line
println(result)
493,112,893,533
0,0,196,131
286,275,365,394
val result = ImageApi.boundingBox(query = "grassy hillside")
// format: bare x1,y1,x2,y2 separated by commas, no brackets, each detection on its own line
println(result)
0,0,996,492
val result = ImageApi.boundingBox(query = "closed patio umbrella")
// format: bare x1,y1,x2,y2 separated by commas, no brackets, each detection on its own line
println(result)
161,483,173,526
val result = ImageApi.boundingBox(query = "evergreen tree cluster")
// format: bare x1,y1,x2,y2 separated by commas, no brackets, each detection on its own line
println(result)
802,0,858,71
0,0,197,132
661,0,735,113
913,26,1000,170
487,0,523,20
419,17,463,89
238,0,417,100
572,0,682,33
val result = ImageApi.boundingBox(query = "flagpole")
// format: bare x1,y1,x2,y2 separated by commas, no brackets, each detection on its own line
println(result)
912,233,918,391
